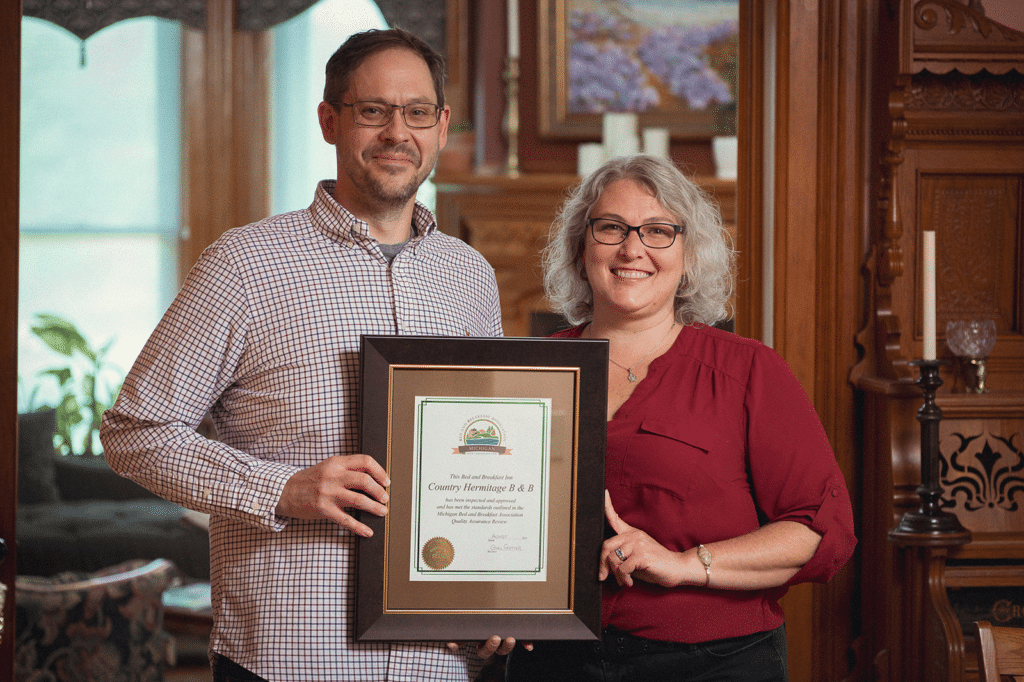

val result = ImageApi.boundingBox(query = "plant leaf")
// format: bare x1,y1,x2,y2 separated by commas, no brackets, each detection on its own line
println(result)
32,314,96,361
39,367,73,386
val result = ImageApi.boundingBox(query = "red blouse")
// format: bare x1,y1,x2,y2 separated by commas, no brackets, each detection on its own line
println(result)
553,323,856,643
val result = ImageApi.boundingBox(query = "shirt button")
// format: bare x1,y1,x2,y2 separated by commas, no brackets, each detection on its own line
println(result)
831,489,839,497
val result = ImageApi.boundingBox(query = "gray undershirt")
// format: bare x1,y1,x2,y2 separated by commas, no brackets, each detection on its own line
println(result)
378,222,416,265
378,239,408,264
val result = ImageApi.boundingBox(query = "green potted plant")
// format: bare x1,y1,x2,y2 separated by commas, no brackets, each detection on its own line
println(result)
24,313,122,456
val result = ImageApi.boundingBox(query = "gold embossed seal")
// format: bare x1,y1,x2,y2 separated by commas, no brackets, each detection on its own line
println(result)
422,537,455,570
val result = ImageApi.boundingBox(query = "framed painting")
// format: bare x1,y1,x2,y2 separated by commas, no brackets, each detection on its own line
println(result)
356,335,609,641
538,0,739,140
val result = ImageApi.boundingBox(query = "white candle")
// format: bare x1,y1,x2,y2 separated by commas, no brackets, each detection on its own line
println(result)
507,0,519,59
577,142,605,176
642,127,670,159
602,113,639,159
922,231,936,360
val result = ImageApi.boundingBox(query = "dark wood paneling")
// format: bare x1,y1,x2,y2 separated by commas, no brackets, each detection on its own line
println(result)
0,1,17,676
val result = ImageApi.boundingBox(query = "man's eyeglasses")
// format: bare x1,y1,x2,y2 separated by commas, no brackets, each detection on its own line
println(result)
340,101,442,129
587,218,685,249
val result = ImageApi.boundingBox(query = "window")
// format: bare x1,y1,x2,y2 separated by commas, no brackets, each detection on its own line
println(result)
18,17,181,452
18,1,413,454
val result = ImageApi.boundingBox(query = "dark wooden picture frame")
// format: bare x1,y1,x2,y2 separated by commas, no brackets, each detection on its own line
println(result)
537,0,739,141
357,335,608,641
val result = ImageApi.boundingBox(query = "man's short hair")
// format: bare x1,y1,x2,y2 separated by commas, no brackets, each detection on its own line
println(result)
324,28,446,109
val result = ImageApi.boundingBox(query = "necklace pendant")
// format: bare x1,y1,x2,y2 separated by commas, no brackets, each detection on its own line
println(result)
627,372,637,382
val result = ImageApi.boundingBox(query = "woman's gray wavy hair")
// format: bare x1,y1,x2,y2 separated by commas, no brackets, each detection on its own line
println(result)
543,154,736,326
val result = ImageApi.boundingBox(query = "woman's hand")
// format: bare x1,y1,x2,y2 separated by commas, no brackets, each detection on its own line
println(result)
601,491,687,588
603,491,825,591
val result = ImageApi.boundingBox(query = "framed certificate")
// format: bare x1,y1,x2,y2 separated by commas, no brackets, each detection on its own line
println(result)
357,335,608,641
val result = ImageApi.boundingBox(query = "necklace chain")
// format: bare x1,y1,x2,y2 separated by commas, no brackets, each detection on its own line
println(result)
607,322,677,382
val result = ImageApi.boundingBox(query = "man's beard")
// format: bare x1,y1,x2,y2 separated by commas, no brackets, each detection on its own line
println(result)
354,143,432,210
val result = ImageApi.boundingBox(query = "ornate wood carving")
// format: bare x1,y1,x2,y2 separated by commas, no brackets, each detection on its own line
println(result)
919,174,1018,336
865,70,1024,385
879,81,909,291
871,77,914,380
906,72,1024,114
942,432,1024,513
904,0,1024,75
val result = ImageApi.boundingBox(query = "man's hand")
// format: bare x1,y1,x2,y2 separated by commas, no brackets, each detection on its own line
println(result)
275,455,390,537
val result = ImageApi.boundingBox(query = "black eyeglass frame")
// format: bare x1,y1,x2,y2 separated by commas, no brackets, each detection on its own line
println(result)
586,218,685,249
338,101,443,129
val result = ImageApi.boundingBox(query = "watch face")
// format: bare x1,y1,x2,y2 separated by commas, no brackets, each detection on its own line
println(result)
698,545,713,567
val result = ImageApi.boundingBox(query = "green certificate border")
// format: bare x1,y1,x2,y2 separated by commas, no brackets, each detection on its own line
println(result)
411,397,550,578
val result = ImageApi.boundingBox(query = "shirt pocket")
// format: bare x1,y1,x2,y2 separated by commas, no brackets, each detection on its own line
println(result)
618,417,720,501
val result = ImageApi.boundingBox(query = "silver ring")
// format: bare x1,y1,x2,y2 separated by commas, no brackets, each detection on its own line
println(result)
615,548,626,561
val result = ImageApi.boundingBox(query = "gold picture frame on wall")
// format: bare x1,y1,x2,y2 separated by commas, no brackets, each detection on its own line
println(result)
538,0,739,141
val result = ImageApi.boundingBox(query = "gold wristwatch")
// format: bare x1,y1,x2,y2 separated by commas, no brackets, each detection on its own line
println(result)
697,544,712,587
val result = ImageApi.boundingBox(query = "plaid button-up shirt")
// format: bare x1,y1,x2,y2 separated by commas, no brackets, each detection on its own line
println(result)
102,181,503,681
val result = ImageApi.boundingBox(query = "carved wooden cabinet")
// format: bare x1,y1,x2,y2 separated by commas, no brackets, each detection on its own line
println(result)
855,3,1024,682
434,172,736,337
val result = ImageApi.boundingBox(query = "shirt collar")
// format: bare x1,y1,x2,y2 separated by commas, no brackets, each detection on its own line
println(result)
310,180,438,246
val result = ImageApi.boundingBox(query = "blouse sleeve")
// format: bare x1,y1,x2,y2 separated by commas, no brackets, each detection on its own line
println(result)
744,344,857,585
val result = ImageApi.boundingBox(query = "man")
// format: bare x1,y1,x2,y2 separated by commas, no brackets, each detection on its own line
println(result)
102,28,513,682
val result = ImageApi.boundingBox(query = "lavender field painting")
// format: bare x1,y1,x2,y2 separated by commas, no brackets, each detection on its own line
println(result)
541,0,738,139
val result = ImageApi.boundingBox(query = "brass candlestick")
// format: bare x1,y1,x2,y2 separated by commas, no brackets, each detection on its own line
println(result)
503,56,520,178
889,359,971,543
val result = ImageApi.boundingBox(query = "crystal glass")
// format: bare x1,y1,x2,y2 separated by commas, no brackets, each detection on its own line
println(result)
946,319,997,393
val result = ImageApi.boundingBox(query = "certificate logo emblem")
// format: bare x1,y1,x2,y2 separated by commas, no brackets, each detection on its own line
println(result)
421,536,455,570
455,419,510,455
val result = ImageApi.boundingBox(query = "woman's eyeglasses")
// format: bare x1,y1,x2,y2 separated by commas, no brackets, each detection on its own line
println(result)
587,218,684,249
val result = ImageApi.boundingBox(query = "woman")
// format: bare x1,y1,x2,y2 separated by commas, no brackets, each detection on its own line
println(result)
505,155,856,681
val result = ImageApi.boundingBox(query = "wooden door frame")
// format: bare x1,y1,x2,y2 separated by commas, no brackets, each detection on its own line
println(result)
742,1,882,680
1,1,19,676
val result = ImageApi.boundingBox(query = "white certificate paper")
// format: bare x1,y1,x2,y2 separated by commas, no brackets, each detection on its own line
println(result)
410,396,552,581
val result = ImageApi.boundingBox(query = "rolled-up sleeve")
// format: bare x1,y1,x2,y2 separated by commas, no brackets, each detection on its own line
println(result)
745,345,857,585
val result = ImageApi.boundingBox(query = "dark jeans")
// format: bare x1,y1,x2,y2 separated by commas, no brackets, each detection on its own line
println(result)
212,654,269,682
505,624,788,682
